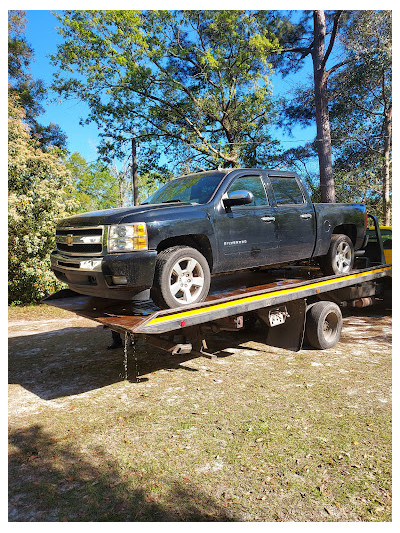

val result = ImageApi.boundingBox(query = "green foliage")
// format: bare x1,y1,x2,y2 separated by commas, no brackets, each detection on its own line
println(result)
8,10,33,82
278,10,391,218
8,92,76,304
66,152,122,211
8,10,67,150
329,11,392,221
52,10,280,170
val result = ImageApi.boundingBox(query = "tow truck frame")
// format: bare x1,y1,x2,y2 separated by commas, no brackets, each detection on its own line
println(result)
44,215,391,358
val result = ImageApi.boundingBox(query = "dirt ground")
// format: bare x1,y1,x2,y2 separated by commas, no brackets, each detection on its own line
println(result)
8,303,392,522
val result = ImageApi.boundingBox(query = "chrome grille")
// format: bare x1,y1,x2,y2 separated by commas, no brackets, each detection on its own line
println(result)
55,226,105,256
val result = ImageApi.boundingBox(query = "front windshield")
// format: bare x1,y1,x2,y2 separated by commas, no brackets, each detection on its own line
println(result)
142,172,226,205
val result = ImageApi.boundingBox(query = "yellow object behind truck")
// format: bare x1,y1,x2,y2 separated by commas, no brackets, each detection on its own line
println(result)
367,225,392,264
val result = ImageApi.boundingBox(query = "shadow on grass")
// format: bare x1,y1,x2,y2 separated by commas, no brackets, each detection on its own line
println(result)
9,301,391,402
9,424,237,522
8,324,267,401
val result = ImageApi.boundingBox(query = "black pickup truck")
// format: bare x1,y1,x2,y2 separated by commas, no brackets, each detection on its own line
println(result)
51,169,367,308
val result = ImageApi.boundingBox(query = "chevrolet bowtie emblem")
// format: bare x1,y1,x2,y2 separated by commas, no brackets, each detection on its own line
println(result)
66,234,74,246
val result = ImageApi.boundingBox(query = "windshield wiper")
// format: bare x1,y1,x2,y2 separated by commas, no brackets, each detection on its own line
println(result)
161,199,182,203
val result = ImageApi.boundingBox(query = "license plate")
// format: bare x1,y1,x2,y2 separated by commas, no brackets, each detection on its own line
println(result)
80,259,102,271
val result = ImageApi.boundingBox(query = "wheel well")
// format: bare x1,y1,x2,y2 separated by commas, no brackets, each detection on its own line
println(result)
332,224,357,245
156,234,213,271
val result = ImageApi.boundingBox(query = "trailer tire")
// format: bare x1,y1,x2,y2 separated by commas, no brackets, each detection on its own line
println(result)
319,234,354,276
305,301,342,350
151,246,211,309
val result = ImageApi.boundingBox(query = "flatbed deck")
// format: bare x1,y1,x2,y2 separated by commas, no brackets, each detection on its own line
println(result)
45,264,391,336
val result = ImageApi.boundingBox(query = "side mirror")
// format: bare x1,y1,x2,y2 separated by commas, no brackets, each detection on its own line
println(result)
223,190,254,207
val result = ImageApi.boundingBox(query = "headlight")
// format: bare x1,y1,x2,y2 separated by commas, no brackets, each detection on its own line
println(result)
108,223,148,252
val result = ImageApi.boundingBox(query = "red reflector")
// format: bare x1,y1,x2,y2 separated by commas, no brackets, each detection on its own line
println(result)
180,320,186,327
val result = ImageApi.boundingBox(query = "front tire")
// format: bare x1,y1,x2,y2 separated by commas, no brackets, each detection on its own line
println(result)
151,246,211,309
319,234,354,276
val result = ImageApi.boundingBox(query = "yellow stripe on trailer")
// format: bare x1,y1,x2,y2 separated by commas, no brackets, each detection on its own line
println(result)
146,265,392,327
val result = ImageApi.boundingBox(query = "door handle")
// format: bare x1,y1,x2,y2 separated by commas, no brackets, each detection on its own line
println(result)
261,216,275,222
300,213,312,219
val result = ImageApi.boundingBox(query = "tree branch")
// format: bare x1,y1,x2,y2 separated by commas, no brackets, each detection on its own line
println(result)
274,45,313,58
352,100,384,117
321,10,342,71
326,57,353,76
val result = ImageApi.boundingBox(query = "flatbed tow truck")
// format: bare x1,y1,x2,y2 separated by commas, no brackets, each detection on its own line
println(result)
45,216,391,359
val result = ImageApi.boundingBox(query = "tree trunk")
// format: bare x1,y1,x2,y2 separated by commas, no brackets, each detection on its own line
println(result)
382,104,392,225
312,10,335,203
132,137,139,206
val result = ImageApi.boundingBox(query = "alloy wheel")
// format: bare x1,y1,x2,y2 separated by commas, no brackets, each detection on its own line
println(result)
168,257,205,304
335,241,352,273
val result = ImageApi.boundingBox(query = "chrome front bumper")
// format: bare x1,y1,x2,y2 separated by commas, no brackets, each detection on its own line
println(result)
50,253,103,272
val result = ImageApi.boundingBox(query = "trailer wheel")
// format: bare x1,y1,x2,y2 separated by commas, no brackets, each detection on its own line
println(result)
319,234,354,276
305,301,342,350
151,246,211,309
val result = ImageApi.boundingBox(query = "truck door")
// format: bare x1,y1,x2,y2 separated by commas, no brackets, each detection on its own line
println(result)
266,175,316,263
214,173,279,271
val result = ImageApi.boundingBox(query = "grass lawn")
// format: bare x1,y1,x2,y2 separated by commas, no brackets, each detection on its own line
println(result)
9,304,392,521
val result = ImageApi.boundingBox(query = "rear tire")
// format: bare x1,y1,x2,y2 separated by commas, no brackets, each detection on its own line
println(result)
319,234,354,276
151,246,211,309
305,301,342,350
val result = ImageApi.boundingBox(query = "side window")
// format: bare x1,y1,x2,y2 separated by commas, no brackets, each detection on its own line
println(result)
227,175,269,207
269,177,305,205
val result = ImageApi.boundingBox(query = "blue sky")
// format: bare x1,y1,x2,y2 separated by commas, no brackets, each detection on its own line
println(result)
23,9,318,169
25,10,101,163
